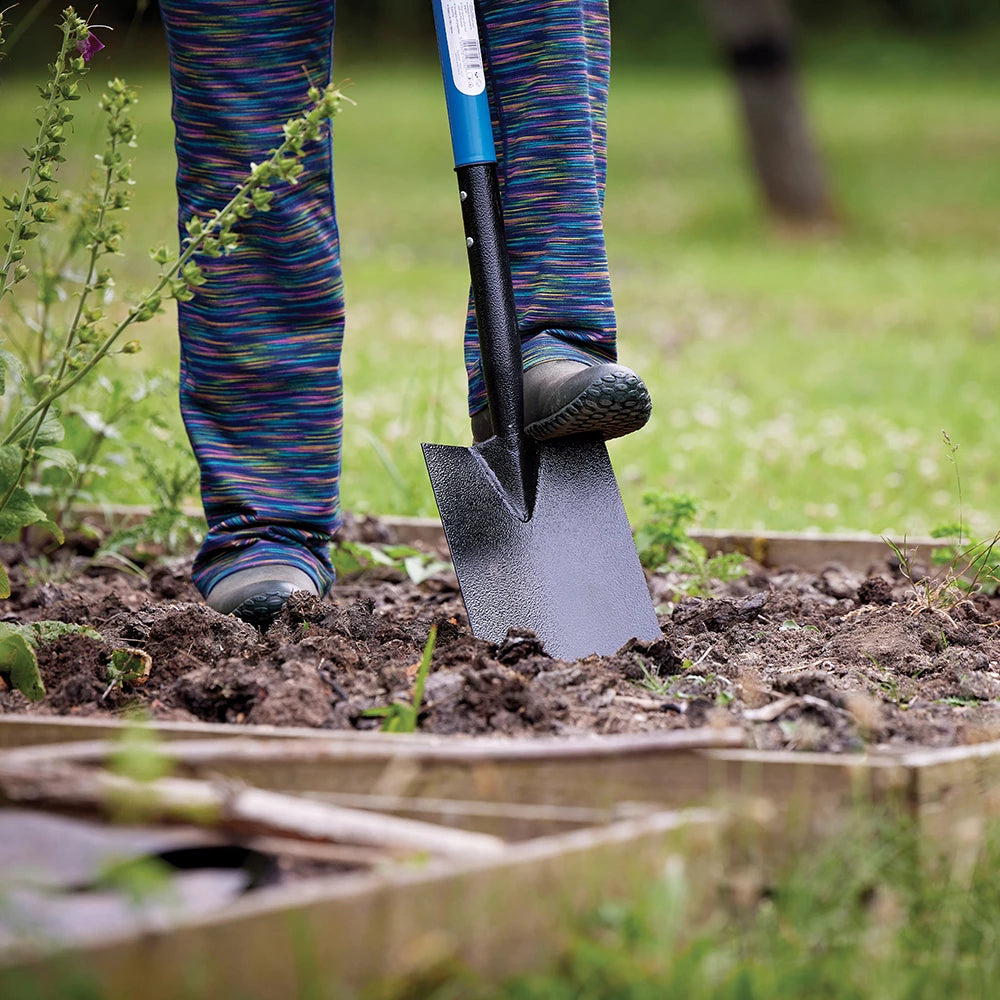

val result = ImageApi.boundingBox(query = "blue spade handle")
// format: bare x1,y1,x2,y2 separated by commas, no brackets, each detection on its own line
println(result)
431,0,496,166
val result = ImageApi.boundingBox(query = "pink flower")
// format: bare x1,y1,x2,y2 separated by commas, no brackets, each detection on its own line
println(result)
76,31,105,63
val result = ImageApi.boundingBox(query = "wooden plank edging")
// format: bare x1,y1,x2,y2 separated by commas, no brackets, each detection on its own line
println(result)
0,808,720,995
67,504,945,573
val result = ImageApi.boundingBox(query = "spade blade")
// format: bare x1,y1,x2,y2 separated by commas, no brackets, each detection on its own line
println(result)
422,435,662,661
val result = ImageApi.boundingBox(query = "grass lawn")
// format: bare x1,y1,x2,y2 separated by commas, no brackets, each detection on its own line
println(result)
2,28,999,537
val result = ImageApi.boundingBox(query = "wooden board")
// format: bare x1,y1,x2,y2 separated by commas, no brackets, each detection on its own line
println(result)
896,742,1000,842
68,505,945,572
0,808,720,997
0,719,911,842
5,723,1000,994
9,718,1000,840
369,517,947,573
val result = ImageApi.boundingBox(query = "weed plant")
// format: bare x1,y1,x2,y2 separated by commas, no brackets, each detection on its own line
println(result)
331,538,451,584
884,432,1000,611
362,623,438,732
634,490,746,597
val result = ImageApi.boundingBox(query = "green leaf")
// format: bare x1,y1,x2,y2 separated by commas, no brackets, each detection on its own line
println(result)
0,485,53,539
26,621,101,644
0,622,101,700
381,544,422,560
36,445,77,477
0,563,9,600
931,523,964,540
384,709,416,733
7,407,64,446
403,555,432,585
32,410,65,446
107,647,151,686
0,625,45,701
0,443,22,490
361,703,415,732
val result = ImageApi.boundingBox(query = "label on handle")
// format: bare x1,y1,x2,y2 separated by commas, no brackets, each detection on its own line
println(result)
443,0,485,97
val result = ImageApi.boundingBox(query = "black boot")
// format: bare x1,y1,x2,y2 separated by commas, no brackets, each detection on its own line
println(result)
206,565,319,630
471,360,652,443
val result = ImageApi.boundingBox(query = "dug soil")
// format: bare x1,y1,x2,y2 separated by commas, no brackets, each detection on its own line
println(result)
4,517,1000,753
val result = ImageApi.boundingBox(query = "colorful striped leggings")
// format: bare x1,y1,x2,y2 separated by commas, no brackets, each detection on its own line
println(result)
159,0,618,597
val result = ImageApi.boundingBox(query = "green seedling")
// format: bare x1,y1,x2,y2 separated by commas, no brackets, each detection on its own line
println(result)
101,646,152,701
634,491,746,597
96,434,205,562
780,619,822,633
362,624,438,733
876,675,905,707
634,658,676,697
330,539,450,584
715,688,735,708
0,619,100,700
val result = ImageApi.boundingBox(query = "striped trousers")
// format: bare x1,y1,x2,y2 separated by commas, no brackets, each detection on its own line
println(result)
159,0,618,597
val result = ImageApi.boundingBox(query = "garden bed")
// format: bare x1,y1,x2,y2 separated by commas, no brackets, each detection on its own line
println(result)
2,515,998,753
4,720,1000,993
5,504,1000,996
0,728,729,995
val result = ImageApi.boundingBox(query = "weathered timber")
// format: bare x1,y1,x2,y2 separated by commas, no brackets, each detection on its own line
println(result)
65,505,947,573
0,757,506,859
0,808,721,996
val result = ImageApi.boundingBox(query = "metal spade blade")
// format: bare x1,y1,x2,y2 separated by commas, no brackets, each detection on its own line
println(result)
423,434,662,661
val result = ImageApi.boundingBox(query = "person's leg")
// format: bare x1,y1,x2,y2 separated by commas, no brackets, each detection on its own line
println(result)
468,0,649,440
160,0,341,614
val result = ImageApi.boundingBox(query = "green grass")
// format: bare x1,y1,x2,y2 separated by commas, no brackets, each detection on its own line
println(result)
2,30,1000,534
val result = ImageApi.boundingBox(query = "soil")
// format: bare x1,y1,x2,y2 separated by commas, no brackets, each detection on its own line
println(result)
4,517,1000,753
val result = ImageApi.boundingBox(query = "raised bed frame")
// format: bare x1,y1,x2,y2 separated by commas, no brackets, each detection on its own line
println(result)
0,526,986,996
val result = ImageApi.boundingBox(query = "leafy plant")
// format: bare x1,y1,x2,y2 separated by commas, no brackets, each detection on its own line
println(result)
362,624,437,733
0,6,347,593
44,374,179,524
95,432,205,563
0,619,101,700
634,658,678,697
928,527,1000,597
634,491,746,597
331,539,451,585
101,645,152,701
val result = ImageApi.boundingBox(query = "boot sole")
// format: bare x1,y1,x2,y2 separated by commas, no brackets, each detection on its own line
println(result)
230,590,294,630
525,369,652,442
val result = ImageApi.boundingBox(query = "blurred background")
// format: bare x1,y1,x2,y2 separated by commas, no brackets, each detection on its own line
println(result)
2,0,999,538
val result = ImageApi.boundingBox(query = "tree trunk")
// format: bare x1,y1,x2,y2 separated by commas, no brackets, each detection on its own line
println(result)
701,0,836,226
